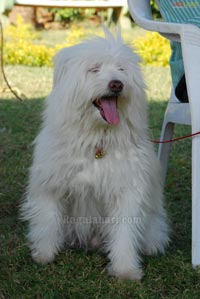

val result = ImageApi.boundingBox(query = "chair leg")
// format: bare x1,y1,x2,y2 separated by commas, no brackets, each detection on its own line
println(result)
192,134,200,267
181,25,200,267
158,122,175,184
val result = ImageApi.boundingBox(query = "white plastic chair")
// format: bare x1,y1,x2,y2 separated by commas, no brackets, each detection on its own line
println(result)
128,0,200,268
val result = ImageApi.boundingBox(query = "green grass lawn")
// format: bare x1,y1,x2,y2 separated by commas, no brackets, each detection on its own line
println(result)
0,28,200,298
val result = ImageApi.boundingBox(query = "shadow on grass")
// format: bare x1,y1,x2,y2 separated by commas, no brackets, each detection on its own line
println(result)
0,97,43,215
149,100,192,254
0,97,196,299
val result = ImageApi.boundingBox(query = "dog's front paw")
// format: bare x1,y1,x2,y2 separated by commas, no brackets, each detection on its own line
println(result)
31,249,55,265
107,265,143,281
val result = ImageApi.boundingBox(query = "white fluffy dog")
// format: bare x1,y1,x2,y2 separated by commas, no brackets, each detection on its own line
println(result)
22,30,169,280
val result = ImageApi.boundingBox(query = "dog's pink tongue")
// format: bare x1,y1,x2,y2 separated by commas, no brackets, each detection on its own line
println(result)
100,97,119,125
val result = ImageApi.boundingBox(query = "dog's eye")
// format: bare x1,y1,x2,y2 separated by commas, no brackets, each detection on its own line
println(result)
92,68,100,73
118,67,124,72
88,64,101,73
88,67,100,73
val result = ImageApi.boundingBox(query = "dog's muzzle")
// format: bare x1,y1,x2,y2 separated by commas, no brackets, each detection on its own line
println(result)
93,80,124,125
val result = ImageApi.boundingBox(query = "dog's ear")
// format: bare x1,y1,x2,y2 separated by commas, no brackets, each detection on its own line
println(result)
53,49,68,88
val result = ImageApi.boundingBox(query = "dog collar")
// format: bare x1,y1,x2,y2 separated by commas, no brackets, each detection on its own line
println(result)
95,146,106,159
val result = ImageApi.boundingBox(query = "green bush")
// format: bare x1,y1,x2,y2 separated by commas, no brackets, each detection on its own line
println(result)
49,8,82,23
47,7,97,23
150,0,161,18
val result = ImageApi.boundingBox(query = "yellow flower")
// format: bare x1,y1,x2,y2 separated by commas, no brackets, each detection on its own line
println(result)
4,18,171,67
133,32,171,67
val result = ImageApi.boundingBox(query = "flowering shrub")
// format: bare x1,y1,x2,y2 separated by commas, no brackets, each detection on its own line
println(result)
4,17,101,66
4,16,63,66
4,41,56,66
4,17,171,67
5,16,38,42
134,32,171,67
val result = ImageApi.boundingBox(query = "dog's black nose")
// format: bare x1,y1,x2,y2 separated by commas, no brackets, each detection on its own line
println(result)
108,80,124,93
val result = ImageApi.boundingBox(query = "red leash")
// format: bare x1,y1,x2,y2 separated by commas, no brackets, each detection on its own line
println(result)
151,131,200,144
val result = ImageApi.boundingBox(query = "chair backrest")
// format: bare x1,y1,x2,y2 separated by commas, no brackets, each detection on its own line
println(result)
128,0,182,41
127,0,155,31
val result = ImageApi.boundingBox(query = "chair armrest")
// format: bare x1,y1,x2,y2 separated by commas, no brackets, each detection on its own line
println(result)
128,0,197,41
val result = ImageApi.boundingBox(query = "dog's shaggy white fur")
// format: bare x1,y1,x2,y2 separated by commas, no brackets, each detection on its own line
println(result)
22,30,169,280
